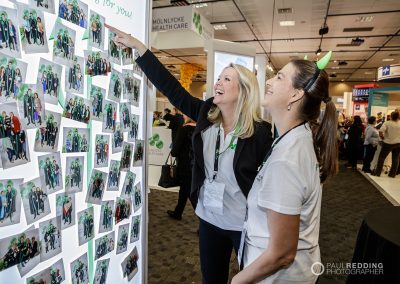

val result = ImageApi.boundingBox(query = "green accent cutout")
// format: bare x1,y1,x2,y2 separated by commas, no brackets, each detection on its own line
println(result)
57,88,65,109
82,29,89,40
49,33,54,40
316,51,332,70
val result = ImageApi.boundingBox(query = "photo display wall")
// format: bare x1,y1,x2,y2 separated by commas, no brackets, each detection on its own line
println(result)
0,0,148,283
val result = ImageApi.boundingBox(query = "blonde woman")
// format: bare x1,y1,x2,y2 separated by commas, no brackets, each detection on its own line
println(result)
106,24,273,283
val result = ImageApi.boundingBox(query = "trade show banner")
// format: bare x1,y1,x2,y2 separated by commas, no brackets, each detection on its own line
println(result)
148,128,172,166
368,92,389,118
0,0,150,283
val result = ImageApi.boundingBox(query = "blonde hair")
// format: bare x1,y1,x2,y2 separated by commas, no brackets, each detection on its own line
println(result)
207,63,262,138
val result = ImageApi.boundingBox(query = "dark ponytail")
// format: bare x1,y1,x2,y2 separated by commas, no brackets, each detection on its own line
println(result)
291,60,338,183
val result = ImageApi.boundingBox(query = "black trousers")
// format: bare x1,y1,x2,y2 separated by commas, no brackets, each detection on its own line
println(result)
375,142,400,177
362,144,376,172
199,218,241,284
173,179,191,217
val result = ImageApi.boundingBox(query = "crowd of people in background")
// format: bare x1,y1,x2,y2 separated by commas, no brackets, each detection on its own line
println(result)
339,109,400,177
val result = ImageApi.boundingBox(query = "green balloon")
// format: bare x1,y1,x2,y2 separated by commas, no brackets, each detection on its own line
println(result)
156,141,163,149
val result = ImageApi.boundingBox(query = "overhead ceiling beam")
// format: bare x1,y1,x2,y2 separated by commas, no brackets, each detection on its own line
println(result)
210,19,246,24
232,34,400,42
328,10,400,17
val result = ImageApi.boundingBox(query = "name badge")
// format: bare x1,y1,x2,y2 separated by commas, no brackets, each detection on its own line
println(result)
203,180,225,215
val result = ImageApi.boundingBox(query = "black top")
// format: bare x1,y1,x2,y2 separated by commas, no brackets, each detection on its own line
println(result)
171,124,195,182
136,50,273,208
169,113,184,143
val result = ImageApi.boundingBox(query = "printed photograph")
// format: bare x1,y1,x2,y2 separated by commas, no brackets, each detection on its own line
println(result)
16,84,45,130
122,46,133,65
132,60,143,76
90,85,106,122
108,69,123,103
18,6,48,53
0,103,30,169
121,246,139,281
119,103,131,132
26,257,64,284
36,58,62,105
93,258,109,284
64,93,91,124
51,21,76,67
0,228,40,273
0,6,21,58
84,50,111,77
56,192,75,229
65,56,84,94
94,231,114,260
26,265,50,284
77,207,94,246
108,31,120,65
86,169,107,205
34,110,61,152
88,11,105,50
116,223,129,254
101,100,117,133
132,140,144,167
123,70,141,107
121,171,136,199
114,197,131,225
0,54,27,103
112,123,123,153
58,0,88,29
120,142,132,171
38,152,63,193
133,182,142,212
128,114,139,142
39,216,62,262
94,134,109,168
62,127,90,153
20,177,50,225
65,156,84,193
99,200,114,234
107,160,120,191
0,178,22,228
70,252,89,284
130,215,141,243
29,0,56,14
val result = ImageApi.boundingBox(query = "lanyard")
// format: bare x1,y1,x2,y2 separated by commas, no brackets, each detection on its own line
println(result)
212,127,237,180
257,121,307,174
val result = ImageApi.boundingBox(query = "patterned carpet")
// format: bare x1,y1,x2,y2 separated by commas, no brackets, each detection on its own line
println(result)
148,163,392,284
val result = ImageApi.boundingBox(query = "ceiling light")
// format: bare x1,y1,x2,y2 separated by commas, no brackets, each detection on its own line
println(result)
279,21,295,26
331,66,340,69
382,58,394,62
285,39,294,42
316,48,321,56
277,8,293,14
356,16,374,22
341,79,345,82
334,60,337,63
194,3,208,8
364,71,373,75
213,24,227,30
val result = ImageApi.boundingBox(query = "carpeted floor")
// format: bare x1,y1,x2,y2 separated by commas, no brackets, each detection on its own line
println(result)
148,163,393,284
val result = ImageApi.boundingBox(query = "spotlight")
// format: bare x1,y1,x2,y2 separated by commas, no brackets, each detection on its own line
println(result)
316,48,321,56
319,24,329,35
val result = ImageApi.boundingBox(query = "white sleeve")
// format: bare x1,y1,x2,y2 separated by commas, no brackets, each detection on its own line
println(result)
258,160,307,215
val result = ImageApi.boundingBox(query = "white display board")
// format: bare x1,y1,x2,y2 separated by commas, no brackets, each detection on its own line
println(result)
0,0,150,283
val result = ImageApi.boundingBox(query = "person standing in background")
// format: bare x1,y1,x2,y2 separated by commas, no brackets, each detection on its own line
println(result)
373,111,400,177
168,107,184,146
167,115,196,220
346,115,363,170
362,116,379,173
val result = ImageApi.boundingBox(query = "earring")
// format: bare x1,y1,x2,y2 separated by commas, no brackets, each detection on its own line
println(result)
287,103,292,111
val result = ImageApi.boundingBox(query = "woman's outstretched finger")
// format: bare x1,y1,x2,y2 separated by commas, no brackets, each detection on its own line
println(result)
105,23,128,36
